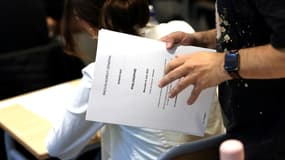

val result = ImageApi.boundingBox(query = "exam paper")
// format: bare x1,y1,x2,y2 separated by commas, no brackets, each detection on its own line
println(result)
86,29,216,136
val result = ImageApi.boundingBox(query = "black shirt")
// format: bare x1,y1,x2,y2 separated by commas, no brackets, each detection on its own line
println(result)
216,0,285,159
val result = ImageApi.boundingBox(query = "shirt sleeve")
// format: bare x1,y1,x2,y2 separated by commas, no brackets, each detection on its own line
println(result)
46,63,103,160
254,0,285,49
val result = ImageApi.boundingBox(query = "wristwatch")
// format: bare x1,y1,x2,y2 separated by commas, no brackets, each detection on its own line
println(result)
224,50,241,79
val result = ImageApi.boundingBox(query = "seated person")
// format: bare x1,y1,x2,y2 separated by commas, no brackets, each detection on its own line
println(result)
46,0,225,159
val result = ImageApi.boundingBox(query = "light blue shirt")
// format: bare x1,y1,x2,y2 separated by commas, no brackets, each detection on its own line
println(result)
46,63,195,160
46,22,225,160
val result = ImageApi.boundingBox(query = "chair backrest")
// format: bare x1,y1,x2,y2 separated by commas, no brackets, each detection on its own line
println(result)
158,134,228,160
0,39,85,100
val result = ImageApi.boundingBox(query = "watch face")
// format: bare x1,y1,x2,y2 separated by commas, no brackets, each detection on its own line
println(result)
224,52,239,71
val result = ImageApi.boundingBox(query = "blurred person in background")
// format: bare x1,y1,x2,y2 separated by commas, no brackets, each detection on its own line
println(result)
0,0,86,159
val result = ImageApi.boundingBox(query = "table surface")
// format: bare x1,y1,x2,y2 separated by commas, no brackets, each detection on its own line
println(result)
0,79,100,160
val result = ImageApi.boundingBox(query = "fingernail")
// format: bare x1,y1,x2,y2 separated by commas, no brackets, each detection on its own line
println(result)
168,91,175,98
158,81,163,88
166,43,172,49
187,100,193,105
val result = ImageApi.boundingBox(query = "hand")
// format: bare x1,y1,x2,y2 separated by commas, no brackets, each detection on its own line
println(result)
160,31,195,49
158,51,231,105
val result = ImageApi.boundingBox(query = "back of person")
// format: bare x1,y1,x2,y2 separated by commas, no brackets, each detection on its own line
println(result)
46,0,225,159
99,20,225,160
73,49,225,159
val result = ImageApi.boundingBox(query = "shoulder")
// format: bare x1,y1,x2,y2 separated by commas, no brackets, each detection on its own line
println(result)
158,20,195,34
142,20,194,39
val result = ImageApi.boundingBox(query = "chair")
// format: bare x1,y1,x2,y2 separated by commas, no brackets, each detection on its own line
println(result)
0,38,85,100
74,142,101,160
158,134,228,160
4,132,30,160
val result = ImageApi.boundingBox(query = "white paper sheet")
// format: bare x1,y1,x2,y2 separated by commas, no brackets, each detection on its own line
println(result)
86,29,216,136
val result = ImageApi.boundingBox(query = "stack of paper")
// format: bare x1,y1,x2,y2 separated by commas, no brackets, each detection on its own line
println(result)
86,29,216,136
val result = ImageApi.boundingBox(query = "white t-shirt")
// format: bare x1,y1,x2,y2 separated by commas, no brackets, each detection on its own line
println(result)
46,21,225,160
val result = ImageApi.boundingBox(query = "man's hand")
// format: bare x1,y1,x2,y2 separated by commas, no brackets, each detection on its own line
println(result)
159,52,231,105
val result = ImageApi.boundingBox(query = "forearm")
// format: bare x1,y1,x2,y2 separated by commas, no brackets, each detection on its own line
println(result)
192,29,217,49
46,77,103,159
239,44,285,79
46,110,103,160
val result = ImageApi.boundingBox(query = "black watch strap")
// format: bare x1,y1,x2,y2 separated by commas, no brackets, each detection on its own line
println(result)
228,71,241,79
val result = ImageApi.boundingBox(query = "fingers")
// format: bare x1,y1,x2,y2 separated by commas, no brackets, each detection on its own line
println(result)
159,60,188,88
160,36,173,49
159,62,203,105
168,74,202,105
160,35,177,49
164,55,183,74
168,75,194,98
187,85,202,105
160,31,189,49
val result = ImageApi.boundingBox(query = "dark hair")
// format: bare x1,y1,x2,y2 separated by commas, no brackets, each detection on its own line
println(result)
62,0,149,54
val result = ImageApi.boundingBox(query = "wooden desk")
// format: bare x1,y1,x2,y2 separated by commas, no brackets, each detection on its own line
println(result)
0,79,100,160
0,105,51,159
